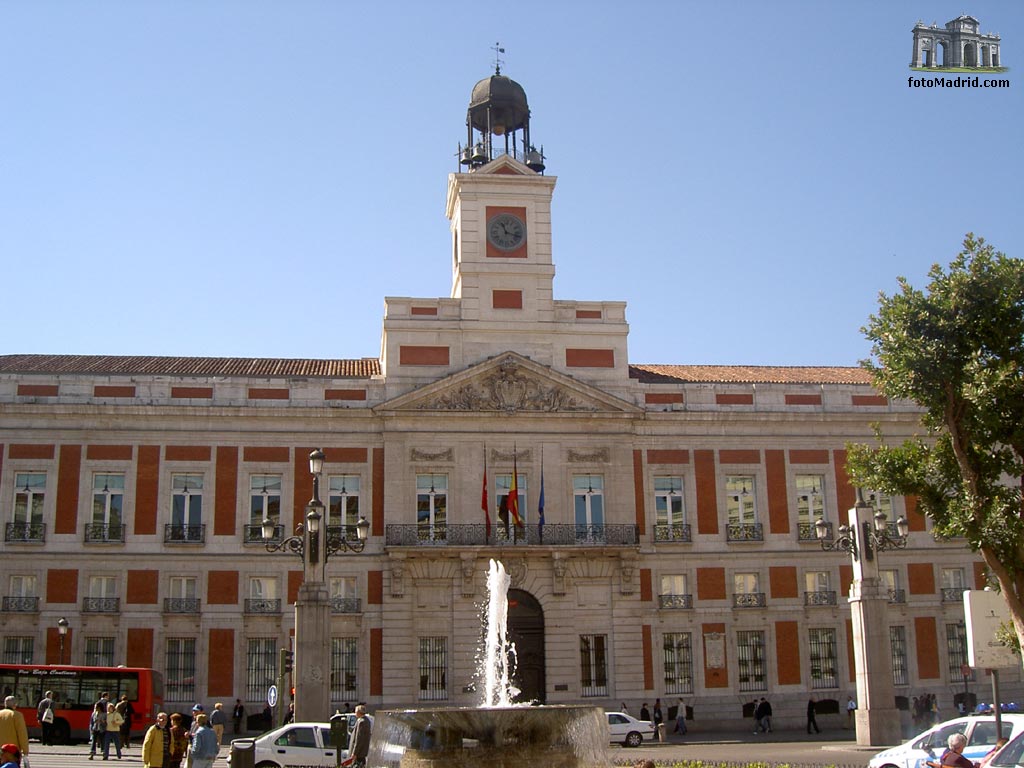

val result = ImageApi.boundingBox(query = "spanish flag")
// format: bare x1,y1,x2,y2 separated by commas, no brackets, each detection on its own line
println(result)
509,450,522,527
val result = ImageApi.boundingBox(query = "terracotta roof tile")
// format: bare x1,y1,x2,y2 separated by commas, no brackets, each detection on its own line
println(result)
629,364,873,385
0,354,380,379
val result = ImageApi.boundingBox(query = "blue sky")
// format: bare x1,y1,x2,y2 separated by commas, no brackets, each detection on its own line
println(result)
1,1,1020,366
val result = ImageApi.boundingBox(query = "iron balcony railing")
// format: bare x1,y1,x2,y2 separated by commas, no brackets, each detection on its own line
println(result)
726,523,763,542
245,524,283,544
163,598,201,614
732,592,767,608
942,587,967,602
164,524,206,544
888,589,906,604
85,523,126,543
653,523,692,543
799,521,831,541
245,598,281,614
330,597,362,614
5,522,46,543
2,596,39,612
804,590,837,606
384,523,639,547
658,593,693,609
83,597,120,613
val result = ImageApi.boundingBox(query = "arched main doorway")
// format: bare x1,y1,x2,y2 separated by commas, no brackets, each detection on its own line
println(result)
507,589,546,703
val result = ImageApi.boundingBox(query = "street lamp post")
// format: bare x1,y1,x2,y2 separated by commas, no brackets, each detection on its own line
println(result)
262,449,369,723
57,617,69,664
816,489,909,746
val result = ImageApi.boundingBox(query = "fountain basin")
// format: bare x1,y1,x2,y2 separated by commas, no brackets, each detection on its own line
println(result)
367,705,611,768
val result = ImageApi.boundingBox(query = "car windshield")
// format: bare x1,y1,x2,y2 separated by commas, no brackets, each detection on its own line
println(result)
989,735,1024,768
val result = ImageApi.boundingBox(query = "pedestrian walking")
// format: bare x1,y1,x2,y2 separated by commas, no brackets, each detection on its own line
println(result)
36,691,55,746
674,698,687,735
653,698,665,743
105,702,125,759
0,697,29,760
807,696,820,734
209,703,227,747
347,705,371,768
88,700,107,759
189,714,219,768
232,700,245,735
846,695,857,729
117,695,134,749
142,712,170,768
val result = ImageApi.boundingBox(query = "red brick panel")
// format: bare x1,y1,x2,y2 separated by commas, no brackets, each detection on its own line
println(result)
207,571,239,605
974,561,989,589
915,617,941,679
126,570,159,604
633,449,645,530
368,571,383,604
248,388,289,400
719,450,760,464
45,626,72,664
642,624,654,690
370,628,383,697
776,621,801,685
766,449,789,535
647,449,688,464
485,206,528,259
906,495,927,532
789,450,830,464
325,389,367,401
135,445,160,535
907,563,936,595
410,306,438,316
565,349,615,368
716,393,753,405
86,445,133,461
55,444,81,535
645,393,684,404
171,386,213,399
640,569,653,602
242,446,289,463
785,394,822,405
832,449,856,517
694,450,718,535
208,629,235,696
215,446,239,537
288,571,303,605
696,568,726,600
492,290,523,309
702,623,729,688
575,309,601,319
769,566,798,599
17,384,59,396
165,445,212,462
94,385,136,398
852,395,888,406
325,448,369,464
399,346,450,366
126,628,154,668
46,569,79,603
839,565,853,598
9,444,55,459
372,448,384,537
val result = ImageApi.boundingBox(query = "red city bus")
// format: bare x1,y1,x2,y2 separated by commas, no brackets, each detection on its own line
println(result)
0,664,164,744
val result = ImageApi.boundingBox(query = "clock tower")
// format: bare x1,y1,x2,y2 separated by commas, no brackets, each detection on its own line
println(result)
380,71,630,396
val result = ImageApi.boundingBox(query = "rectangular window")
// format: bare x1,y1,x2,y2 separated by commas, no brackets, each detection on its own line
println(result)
946,623,973,682
170,473,204,541
91,473,125,539
9,575,37,597
166,637,197,702
495,473,528,531
416,475,448,541
85,575,118,613
726,476,757,525
418,637,447,701
881,568,904,602
573,476,605,542
328,475,361,531
808,628,838,689
867,490,894,519
653,477,688,541
890,626,909,686
330,577,360,613
249,474,282,541
805,571,830,592
2,637,33,664
85,637,115,667
796,474,826,538
734,572,760,594
662,632,693,694
579,634,608,697
331,637,359,702
246,638,278,701
169,576,197,599
736,630,766,692
247,578,279,614
941,568,967,602
13,472,46,524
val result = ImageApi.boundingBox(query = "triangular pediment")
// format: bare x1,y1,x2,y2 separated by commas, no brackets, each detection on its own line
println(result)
376,352,641,414
474,154,534,176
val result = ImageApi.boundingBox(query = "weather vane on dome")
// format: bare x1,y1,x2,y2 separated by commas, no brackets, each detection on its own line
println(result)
492,42,505,75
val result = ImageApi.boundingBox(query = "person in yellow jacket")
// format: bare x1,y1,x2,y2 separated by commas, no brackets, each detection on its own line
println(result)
143,712,170,767
0,697,29,760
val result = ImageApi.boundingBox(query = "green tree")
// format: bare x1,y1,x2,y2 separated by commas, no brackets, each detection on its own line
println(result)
846,234,1024,655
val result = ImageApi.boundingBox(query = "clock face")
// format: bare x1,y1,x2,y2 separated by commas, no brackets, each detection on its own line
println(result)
487,213,526,251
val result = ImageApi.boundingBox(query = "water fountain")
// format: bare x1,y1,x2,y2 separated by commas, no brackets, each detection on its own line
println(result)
365,559,611,768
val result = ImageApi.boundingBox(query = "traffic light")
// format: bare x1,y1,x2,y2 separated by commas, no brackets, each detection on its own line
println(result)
281,648,294,675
